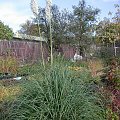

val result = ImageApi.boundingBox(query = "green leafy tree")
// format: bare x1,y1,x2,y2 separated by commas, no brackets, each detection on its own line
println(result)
0,21,13,40
96,20,120,45
51,5,73,45
96,4,120,57
19,20,45,36
71,0,100,54
96,18,112,45
96,4,120,46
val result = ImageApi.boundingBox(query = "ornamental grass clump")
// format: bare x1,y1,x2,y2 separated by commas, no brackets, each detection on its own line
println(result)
5,64,106,120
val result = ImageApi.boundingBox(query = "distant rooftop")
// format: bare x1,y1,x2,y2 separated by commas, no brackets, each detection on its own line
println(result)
13,33,47,42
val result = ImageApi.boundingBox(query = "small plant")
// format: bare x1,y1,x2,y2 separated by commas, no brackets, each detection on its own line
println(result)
88,59,103,77
0,84,20,102
0,55,18,75
106,107,119,120
103,58,120,86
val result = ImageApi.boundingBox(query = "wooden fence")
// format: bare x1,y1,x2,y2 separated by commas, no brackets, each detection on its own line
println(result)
0,40,76,64
0,40,49,64
1,39,119,65
61,44,76,59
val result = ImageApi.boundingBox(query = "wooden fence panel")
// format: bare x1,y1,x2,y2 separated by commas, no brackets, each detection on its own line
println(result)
61,44,76,59
0,40,77,64
0,40,49,64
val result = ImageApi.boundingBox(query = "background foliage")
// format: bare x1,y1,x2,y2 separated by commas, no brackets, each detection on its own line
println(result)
0,21,13,40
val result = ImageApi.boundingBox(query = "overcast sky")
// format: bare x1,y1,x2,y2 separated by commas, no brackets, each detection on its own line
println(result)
0,0,119,33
